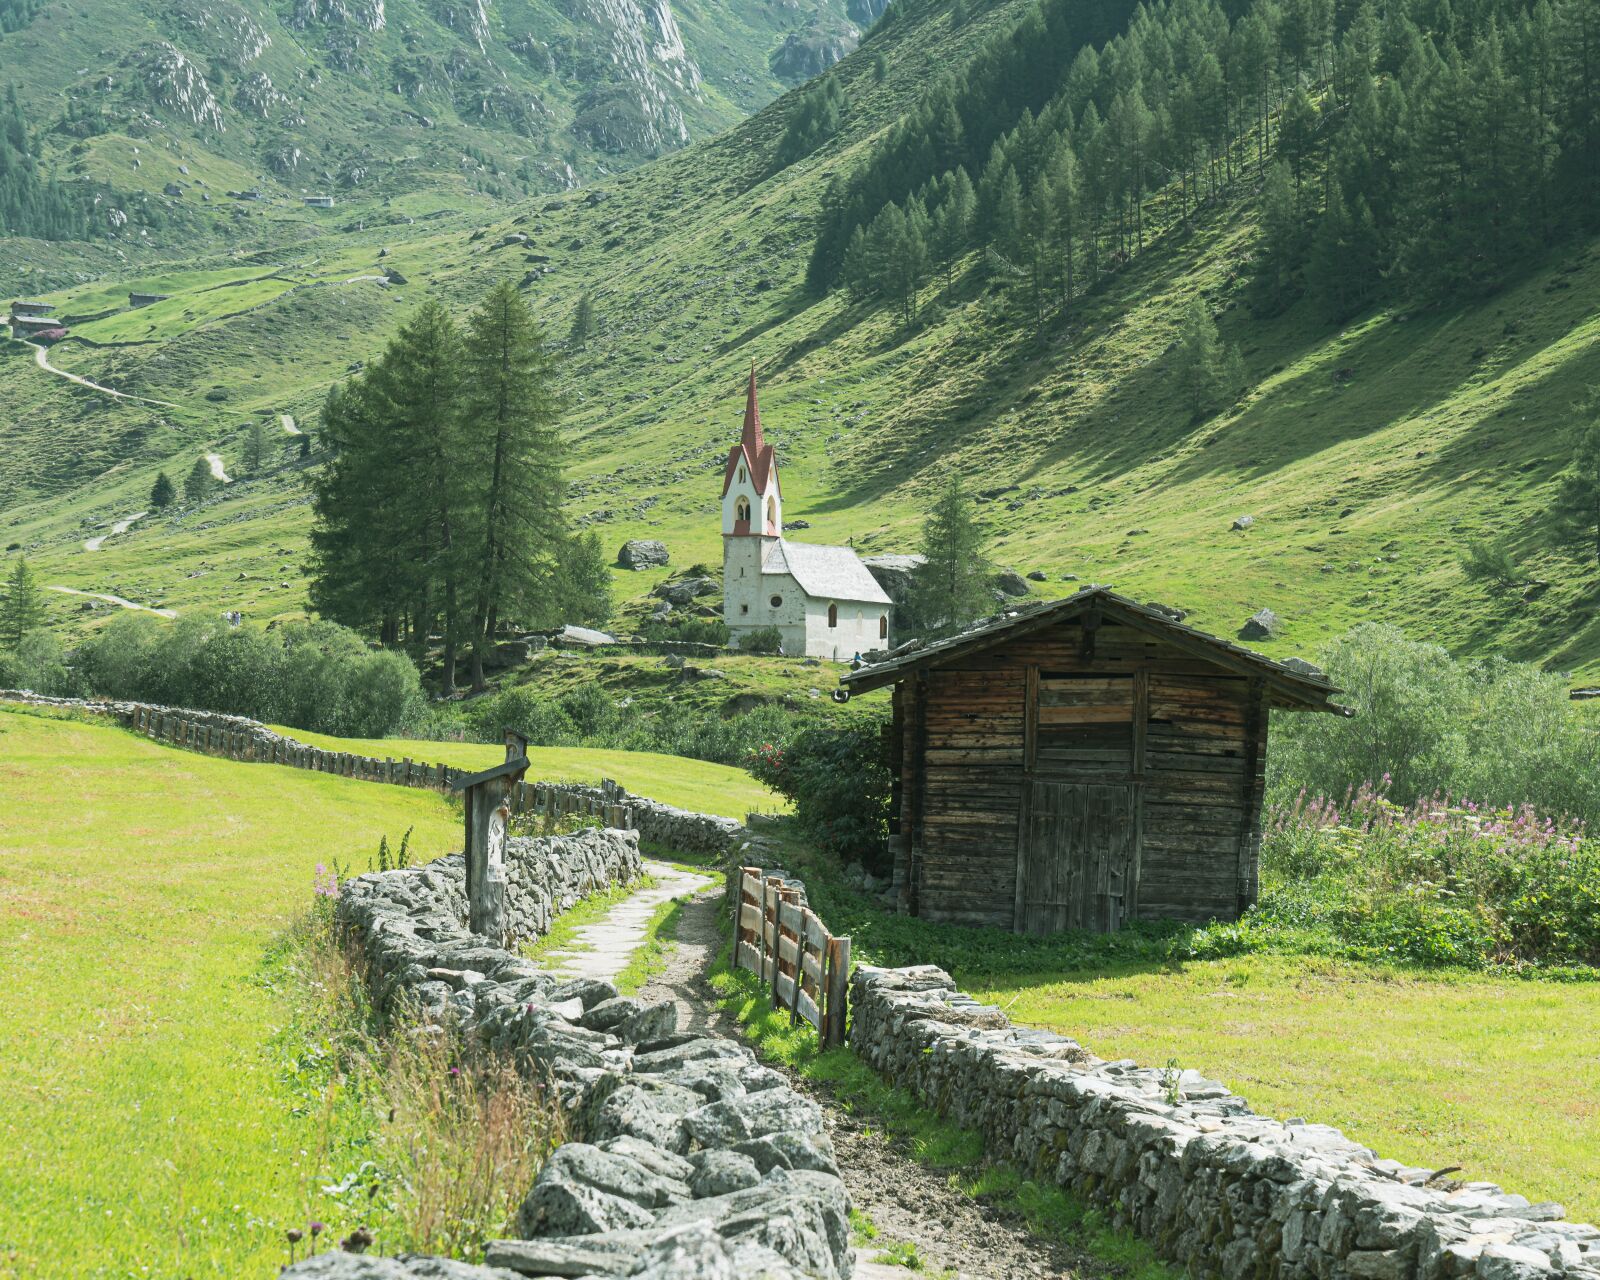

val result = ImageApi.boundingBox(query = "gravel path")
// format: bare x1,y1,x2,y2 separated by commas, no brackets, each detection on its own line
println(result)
24,340,178,408
543,859,711,983
636,883,1106,1279
84,511,148,552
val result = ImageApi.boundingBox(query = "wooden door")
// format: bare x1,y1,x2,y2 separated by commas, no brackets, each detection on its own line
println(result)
1016,781,1135,934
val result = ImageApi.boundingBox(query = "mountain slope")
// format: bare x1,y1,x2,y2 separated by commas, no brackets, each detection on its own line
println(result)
3,0,1599,680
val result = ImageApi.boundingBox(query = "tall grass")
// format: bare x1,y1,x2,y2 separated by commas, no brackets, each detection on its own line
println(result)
281,895,564,1261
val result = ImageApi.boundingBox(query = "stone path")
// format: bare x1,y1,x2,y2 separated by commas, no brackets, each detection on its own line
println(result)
45,585,176,618
543,858,712,983
624,879,1106,1280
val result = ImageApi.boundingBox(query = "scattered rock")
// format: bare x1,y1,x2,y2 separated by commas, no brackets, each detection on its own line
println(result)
1232,515,1255,531
1239,608,1279,640
991,571,1031,597
618,539,669,570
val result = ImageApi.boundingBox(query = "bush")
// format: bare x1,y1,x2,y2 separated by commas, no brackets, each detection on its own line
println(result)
748,718,892,867
1255,785,1600,968
0,630,78,696
738,626,784,656
75,614,423,736
1268,623,1600,826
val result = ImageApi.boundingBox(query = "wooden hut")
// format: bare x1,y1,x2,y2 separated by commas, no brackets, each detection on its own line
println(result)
839,588,1349,934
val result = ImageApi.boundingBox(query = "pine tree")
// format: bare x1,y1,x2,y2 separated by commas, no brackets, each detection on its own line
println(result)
557,530,613,628
184,457,214,505
569,292,596,346
1,556,43,649
298,432,312,460
1277,89,1321,190
459,281,566,690
908,474,992,638
1554,396,1600,567
149,471,175,509
1174,298,1242,421
933,166,975,297
1253,162,1305,313
244,420,265,476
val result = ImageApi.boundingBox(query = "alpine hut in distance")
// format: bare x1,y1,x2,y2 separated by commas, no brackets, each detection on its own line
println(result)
840,588,1349,935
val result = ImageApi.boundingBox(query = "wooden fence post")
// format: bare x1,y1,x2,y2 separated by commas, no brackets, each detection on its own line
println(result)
825,935,851,1049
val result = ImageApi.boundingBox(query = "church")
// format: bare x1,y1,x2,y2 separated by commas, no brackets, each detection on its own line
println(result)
721,370,892,660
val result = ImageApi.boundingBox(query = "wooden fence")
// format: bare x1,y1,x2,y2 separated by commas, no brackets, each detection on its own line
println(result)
732,866,851,1049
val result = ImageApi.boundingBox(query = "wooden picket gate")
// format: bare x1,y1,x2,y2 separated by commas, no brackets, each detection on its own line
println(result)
732,867,851,1049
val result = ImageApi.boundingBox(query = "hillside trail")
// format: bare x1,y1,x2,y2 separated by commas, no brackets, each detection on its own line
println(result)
45,585,176,617
622,877,1104,1280
23,340,178,408
83,510,147,552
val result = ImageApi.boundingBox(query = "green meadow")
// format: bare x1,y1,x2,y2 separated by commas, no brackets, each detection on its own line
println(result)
0,707,460,1278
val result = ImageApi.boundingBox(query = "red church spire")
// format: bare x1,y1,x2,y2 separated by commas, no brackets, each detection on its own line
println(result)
722,362,779,501
741,362,765,459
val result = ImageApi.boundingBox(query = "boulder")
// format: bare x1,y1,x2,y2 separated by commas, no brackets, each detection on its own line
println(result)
1232,514,1255,531
619,539,670,570
557,625,617,648
1239,609,1279,640
653,575,718,606
1027,570,1049,582
992,570,1031,597
859,554,925,606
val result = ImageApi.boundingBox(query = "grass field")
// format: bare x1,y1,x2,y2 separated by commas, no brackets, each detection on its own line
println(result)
267,726,788,819
968,957,1600,1221
0,707,462,1278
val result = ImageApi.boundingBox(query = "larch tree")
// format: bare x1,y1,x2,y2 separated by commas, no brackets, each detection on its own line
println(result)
1554,394,1600,568
184,457,214,505
908,474,992,638
458,281,566,691
149,471,175,509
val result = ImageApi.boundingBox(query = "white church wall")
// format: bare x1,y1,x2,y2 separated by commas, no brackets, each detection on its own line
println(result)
726,565,809,655
804,600,890,662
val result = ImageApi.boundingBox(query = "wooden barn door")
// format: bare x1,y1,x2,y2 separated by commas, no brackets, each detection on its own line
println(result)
1017,781,1135,933
1014,670,1144,935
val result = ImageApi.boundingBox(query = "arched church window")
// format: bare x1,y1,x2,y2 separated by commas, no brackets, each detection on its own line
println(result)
879,615,888,639
827,603,838,628
735,496,751,523
739,466,747,484
770,595,783,608
766,496,778,529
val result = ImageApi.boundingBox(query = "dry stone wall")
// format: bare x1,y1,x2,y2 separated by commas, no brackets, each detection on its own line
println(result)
850,965,1600,1280
0,692,745,857
284,829,849,1280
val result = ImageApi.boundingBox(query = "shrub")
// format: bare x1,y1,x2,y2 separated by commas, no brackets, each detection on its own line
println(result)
1256,784,1600,968
75,614,423,736
1269,623,1600,825
738,625,784,655
0,630,77,695
748,718,892,867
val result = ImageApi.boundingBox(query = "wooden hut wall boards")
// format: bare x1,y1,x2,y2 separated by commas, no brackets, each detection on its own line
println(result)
841,588,1349,935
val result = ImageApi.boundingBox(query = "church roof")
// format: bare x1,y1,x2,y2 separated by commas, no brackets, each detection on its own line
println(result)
720,366,779,498
764,539,892,605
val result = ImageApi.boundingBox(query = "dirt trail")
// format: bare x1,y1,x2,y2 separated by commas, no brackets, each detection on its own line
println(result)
281,414,301,435
84,511,148,552
205,453,231,483
545,860,710,984
638,885,1104,1279
24,341,178,408
45,586,176,617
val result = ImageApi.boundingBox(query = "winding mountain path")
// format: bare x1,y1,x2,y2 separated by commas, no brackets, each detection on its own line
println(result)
45,586,176,617
280,414,301,435
23,341,178,408
83,511,148,553
205,453,231,483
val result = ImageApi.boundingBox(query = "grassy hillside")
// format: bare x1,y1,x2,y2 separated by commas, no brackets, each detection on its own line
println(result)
4,0,1599,678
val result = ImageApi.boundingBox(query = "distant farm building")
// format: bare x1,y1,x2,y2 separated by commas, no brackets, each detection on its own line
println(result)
11,301,55,317
303,195,335,208
129,292,172,308
841,588,1348,935
9,312,66,341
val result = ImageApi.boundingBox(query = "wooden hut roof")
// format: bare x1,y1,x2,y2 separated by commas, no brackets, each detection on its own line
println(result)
840,586,1350,713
